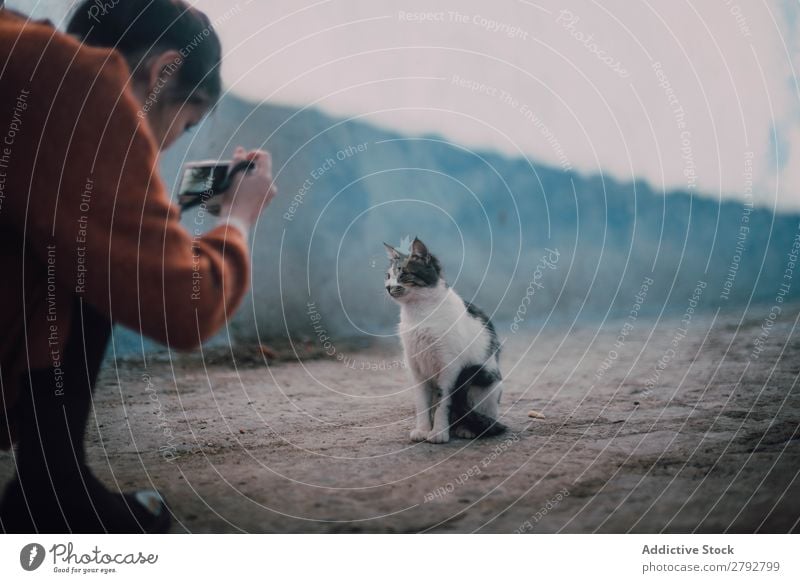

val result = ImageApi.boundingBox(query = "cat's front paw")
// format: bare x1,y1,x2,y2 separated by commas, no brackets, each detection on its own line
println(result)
426,429,450,444
410,429,429,442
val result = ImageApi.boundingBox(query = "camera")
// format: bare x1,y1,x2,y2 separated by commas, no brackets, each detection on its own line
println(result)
176,159,255,213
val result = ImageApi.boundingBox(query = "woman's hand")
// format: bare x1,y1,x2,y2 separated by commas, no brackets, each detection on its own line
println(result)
218,147,278,231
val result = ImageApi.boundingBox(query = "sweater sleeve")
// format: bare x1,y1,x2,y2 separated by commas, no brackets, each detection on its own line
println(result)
12,30,250,349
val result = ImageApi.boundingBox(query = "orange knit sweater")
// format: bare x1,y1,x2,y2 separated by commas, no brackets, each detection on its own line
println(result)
0,9,250,448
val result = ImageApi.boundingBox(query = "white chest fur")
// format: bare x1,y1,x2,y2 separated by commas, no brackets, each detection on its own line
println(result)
398,287,490,384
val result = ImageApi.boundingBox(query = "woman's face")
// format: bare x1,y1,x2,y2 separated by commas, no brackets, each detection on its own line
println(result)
132,50,212,151
145,101,209,151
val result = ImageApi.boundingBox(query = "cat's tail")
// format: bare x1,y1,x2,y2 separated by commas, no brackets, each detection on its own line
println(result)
450,366,507,437
454,407,508,437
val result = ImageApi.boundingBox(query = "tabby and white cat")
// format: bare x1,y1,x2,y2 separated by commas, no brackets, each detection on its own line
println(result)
385,238,506,444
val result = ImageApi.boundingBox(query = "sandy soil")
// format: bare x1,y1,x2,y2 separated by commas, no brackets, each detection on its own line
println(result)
1,305,799,533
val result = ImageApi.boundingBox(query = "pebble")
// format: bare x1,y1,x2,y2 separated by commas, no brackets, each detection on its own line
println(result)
527,409,546,419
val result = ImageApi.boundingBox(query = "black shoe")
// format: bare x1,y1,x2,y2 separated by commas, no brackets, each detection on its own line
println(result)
0,471,171,533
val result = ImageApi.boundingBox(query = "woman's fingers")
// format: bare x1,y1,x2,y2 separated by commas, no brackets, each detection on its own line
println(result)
231,147,270,176
218,147,277,227
231,146,247,165
244,149,271,174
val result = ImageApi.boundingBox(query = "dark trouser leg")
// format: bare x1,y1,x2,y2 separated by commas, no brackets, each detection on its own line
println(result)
0,299,170,533
19,298,112,477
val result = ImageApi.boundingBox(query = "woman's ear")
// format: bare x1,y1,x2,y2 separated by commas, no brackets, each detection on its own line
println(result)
146,50,183,96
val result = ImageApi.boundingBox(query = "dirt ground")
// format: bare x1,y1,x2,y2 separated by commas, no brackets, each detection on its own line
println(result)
1,304,799,533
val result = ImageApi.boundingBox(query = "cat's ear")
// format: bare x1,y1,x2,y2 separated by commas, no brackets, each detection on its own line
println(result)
411,237,430,259
384,243,401,259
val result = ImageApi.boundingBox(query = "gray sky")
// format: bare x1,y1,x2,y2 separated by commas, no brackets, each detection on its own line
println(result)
10,0,800,210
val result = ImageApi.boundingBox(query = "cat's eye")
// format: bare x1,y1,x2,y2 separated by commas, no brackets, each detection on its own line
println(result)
385,273,390,280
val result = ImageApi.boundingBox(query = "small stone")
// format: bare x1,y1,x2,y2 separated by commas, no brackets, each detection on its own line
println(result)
527,410,546,419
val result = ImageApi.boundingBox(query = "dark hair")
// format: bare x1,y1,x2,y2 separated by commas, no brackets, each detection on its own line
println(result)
67,0,222,106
